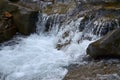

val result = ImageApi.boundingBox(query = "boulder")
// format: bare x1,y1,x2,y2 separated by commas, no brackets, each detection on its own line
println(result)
87,29,120,59
13,10,38,35
0,1,39,35
0,0,38,43
0,0,38,35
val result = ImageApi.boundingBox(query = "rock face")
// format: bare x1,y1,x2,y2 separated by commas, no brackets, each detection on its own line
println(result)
0,12,17,43
0,25,17,43
0,0,38,35
87,29,120,59
0,0,38,42
13,10,38,35
0,0,17,43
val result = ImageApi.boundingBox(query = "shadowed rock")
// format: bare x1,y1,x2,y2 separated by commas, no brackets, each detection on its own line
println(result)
87,29,120,59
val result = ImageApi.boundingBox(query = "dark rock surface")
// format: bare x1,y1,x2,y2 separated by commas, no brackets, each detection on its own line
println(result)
87,29,120,59
0,0,39,35
13,10,38,35
0,0,17,43
0,26,17,43
0,0,38,42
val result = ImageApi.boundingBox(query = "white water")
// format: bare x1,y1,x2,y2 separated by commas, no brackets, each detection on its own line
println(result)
0,35,69,80
0,15,94,80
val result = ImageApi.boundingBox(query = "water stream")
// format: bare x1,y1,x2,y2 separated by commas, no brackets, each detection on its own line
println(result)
0,12,119,80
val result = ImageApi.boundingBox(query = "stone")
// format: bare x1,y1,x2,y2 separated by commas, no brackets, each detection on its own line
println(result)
87,29,120,59
0,0,39,35
0,0,39,43
0,11,17,43
13,10,38,35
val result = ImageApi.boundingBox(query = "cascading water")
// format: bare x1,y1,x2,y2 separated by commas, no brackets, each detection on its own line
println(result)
0,10,119,80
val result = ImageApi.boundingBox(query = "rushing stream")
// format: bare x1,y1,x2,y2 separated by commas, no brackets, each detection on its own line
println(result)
0,13,95,80
0,10,119,80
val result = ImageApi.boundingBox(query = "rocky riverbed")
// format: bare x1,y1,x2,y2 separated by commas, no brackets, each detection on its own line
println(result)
64,59,120,80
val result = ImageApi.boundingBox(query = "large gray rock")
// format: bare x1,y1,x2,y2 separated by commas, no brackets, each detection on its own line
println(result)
87,29,120,59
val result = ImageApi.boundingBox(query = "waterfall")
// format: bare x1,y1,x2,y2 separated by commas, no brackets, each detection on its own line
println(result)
0,11,119,80
36,13,66,35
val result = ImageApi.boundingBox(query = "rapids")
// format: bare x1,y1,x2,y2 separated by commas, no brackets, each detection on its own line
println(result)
0,14,93,80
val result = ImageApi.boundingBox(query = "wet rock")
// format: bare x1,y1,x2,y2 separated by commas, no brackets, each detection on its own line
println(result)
87,29,120,59
56,31,71,50
68,2,120,36
0,0,38,35
0,11,17,43
92,14,120,36
7,1,39,35
0,0,38,43
13,10,38,35
0,25,17,43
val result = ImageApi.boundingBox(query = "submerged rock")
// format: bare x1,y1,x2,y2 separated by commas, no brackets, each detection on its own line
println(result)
87,29,120,59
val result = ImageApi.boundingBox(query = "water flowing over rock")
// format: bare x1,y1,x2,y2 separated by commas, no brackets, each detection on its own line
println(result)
0,0,120,80
36,14,65,34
